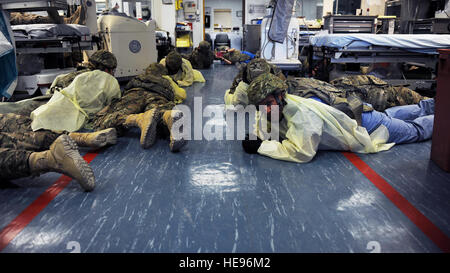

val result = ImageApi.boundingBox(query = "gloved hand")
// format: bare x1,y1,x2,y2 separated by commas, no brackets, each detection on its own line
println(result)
242,134,263,154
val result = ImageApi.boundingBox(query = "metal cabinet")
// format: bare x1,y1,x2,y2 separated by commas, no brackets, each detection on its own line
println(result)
243,24,260,54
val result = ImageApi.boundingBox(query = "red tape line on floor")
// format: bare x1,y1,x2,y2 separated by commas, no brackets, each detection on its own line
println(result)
0,151,100,252
342,151,450,253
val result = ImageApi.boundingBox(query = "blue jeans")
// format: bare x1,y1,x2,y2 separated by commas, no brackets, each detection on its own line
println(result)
361,99,435,144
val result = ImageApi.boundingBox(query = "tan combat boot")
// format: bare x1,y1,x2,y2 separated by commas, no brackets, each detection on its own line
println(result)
28,135,95,191
162,110,187,152
69,128,117,148
123,109,162,149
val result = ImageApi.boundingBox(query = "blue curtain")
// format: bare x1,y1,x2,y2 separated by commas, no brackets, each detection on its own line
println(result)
0,11,17,99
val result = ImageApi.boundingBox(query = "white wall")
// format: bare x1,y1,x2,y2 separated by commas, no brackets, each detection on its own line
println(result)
152,1,177,44
191,0,204,47
322,0,333,16
360,0,386,16
205,0,242,31
295,0,324,20
245,0,268,25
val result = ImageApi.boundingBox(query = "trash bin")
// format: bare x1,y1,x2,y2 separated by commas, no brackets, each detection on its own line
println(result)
431,49,450,172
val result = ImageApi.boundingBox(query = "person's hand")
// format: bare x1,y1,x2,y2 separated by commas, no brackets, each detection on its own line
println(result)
242,134,263,154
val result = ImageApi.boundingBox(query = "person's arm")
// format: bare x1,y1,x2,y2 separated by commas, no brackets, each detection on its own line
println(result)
224,81,249,106
175,60,195,87
221,56,232,65
162,75,186,103
257,108,324,163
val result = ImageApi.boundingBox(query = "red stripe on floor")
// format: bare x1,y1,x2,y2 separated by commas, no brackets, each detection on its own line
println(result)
342,152,450,253
0,150,100,252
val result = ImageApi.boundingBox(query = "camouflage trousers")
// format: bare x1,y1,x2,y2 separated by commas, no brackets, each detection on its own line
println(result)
0,113,60,152
224,51,251,64
330,75,428,112
92,88,176,134
0,113,60,182
0,148,32,182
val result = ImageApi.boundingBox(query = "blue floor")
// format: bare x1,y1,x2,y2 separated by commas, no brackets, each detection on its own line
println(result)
1,63,449,253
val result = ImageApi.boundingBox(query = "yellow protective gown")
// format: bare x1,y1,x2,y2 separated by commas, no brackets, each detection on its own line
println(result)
255,94,395,163
159,58,205,87
162,75,186,103
224,81,249,107
30,70,121,132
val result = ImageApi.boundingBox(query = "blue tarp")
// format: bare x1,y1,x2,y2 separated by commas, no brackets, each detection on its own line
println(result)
310,33,450,54
0,10,17,99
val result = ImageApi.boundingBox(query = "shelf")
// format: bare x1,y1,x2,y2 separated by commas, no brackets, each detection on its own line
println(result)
0,0,67,12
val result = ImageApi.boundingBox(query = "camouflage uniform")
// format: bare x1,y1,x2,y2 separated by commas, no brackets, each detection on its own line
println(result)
287,77,368,125
10,5,86,25
9,12,54,25
247,73,289,105
0,113,59,152
330,75,428,112
286,75,430,124
0,51,117,183
0,148,32,182
183,41,215,69
220,48,251,64
0,113,60,182
229,58,286,94
92,64,176,134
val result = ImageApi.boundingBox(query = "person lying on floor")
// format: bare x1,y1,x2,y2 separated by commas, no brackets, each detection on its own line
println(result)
92,63,188,152
181,41,215,69
0,50,122,191
1,61,189,192
215,46,256,65
0,65,121,191
224,58,285,106
0,50,120,117
159,50,205,87
238,73,434,163
289,75,429,113
225,61,429,125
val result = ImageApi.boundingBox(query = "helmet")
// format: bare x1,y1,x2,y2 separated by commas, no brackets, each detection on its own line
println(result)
198,41,211,53
247,73,288,105
88,50,117,71
246,58,272,83
165,51,182,73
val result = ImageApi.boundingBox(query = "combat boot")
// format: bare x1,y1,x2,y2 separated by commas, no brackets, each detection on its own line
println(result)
123,109,162,149
69,128,117,148
28,135,95,191
162,110,187,152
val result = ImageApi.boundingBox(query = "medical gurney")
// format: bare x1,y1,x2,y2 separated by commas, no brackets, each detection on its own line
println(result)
12,23,93,54
309,33,450,87
310,33,450,66
11,24,94,95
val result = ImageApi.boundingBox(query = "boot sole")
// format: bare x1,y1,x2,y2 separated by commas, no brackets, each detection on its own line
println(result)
93,128,117,148
59,135,95,192
169,111,187,152
141,111,162,149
